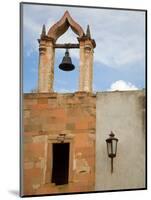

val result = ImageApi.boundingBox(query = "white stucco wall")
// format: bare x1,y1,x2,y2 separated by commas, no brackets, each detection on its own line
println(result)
95,90,146,191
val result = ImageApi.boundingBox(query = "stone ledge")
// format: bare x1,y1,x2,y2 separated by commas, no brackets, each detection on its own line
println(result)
24,92,96,99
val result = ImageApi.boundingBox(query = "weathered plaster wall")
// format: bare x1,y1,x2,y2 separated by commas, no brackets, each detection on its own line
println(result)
95,90,146,191
23,92,96,196
23,90,146,196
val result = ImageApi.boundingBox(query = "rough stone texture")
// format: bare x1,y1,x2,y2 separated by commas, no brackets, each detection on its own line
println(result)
23,92,96,196
22,90,146,196
48,11,84,41
38,40,54,93
38,11,95,93
38,37,94,93
95,90,146,191
79,39,94,92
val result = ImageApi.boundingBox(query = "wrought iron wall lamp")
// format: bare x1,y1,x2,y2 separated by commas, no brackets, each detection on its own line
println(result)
106,131,118,173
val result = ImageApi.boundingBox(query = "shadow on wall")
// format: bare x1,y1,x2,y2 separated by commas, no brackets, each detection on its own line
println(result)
8,190,19,197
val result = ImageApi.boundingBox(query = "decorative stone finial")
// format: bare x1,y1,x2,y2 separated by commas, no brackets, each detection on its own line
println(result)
41,24,46,38
86,25,91,38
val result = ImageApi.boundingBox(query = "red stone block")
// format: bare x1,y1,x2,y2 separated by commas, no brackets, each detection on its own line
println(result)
37,98,48,104
23,93,96,195
24,143,45,159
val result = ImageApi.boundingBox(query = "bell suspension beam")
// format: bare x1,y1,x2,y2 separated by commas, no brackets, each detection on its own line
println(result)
54,43,79,49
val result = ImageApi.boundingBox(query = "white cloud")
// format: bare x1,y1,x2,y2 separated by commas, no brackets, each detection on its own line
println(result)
109,80,138,91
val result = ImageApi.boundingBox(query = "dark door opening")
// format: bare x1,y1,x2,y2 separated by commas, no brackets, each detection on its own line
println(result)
51,143,70,185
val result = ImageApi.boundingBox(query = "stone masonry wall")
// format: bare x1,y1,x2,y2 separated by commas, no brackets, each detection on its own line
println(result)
23,92,96,196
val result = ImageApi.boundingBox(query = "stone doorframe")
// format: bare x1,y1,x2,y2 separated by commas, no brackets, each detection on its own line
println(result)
44,132,74,185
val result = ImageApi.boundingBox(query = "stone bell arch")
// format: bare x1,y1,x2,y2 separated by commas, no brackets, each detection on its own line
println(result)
38,11,96,93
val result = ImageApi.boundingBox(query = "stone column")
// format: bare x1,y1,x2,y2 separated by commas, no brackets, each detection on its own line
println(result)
79,39,94,92
38,39,55,93
45,40,55,92
79,41,85,91
83,40,94,92
38,39,46,92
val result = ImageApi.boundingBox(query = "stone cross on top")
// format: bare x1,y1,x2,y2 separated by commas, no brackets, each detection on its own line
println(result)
38,11,96,93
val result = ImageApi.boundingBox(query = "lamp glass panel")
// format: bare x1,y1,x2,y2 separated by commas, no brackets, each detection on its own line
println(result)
107,141,112,155
112,139,117,156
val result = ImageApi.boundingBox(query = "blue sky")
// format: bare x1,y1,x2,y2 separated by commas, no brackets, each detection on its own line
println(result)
23,4,146,93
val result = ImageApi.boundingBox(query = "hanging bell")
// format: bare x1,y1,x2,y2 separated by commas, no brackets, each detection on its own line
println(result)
59,49,75,71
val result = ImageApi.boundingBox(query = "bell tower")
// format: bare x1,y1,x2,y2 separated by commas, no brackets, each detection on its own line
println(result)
38,11,96,93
